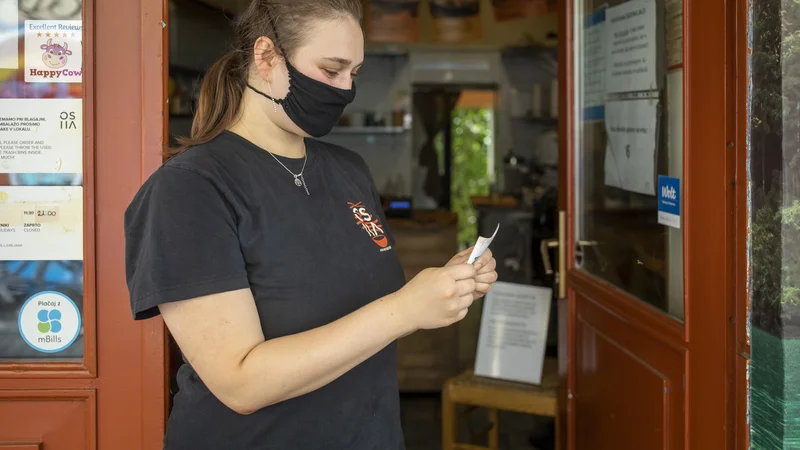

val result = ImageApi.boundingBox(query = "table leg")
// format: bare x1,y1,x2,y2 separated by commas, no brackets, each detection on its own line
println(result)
488,408,499,449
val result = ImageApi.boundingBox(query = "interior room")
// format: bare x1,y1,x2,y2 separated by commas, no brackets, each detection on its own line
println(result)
165,0,560,449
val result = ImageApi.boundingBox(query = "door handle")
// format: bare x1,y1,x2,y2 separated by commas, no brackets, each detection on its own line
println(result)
540,238,559,275
539,211,567,298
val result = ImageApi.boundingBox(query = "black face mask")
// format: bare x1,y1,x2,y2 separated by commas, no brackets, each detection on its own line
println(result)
247,59,356,138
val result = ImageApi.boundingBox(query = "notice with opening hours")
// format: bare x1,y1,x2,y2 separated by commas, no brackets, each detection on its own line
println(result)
0,99,83,174
474,282,552,384
0,186,83,261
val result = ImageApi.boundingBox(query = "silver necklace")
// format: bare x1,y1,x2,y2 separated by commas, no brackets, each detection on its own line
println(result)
264,147,310,195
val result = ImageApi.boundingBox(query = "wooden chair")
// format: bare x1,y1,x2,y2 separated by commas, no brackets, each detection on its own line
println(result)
441,359,559,450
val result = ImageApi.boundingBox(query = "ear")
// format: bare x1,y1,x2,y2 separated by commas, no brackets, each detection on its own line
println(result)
252,36,280,82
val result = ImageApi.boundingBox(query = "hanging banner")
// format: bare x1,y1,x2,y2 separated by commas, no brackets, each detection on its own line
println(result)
24,20,83,83
490,0,554,22
429,0,482,44
366,0,421,43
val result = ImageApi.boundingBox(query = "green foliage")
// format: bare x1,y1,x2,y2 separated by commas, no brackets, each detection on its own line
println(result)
451,109,492,248
750,0,800,333
435,108,493,249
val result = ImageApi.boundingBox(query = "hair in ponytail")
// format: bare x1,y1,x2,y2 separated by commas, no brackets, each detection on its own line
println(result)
171,0,363,154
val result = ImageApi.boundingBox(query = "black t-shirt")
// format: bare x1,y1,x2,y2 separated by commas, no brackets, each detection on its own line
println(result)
124,131,407,450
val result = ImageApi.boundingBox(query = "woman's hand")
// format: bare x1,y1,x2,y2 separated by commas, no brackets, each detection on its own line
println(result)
446,246,499,300
393,264,478,331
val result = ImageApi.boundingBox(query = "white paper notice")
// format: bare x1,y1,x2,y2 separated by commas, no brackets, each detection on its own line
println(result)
474,282,552,384
0,0,19,69
467,224,499,264
604,99,658,195
605,0,658,94
0,186,83,261
0,99,83,173
24,20,83,83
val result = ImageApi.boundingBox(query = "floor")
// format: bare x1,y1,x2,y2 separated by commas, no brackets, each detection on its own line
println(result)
400,393,555,450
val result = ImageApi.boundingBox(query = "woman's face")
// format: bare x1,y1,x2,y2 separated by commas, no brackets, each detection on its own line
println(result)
257,16,364,136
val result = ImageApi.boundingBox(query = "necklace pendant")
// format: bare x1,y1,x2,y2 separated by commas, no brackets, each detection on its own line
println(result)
294,177,303,187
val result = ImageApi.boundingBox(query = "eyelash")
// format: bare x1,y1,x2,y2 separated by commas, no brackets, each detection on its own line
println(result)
323,69,359,79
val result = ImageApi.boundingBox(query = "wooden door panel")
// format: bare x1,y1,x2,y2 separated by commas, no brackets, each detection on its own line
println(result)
575,293,684,450
0,390,95,450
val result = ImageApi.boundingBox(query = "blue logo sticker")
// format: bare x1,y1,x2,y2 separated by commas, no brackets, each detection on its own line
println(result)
657,176,681,229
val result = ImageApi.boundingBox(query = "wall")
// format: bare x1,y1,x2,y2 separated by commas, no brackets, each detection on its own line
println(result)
166,0,558,196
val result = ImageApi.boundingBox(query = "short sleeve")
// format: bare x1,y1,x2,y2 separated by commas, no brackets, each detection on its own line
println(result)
124,165,250,320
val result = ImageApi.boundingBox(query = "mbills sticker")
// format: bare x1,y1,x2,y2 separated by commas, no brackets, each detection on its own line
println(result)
24,20,83,83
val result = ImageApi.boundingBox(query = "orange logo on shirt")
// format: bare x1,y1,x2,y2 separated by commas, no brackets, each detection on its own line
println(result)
348,201,390,250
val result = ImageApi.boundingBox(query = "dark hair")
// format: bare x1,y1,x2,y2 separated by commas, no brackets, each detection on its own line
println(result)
172,0,363,152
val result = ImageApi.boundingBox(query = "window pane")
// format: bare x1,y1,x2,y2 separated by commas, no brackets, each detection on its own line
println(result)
573,0,684,319
0,0,85,360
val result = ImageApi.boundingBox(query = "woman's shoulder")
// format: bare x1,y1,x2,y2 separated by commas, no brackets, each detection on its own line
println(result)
127,137,240,215
312,139,371,176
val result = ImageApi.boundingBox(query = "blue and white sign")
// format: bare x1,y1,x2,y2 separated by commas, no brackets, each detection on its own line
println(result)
657,175,681,229
18,291,81,353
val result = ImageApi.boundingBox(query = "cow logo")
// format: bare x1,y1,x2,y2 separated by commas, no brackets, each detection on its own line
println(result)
348,201,392,251
40,38,72,69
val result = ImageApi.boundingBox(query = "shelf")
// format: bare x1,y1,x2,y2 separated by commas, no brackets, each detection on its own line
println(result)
330,126,408,134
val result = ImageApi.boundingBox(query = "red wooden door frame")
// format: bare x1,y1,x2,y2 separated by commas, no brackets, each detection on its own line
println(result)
0,0,169,448
555,0,747,448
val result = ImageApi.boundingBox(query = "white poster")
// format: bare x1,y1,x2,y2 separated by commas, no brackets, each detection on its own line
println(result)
583,5,607,119
0,0,18,69
605,0,658,94
604,99,658,195
24,20,82,83
474,282,552,385
0,99,83,173
0,186,83,261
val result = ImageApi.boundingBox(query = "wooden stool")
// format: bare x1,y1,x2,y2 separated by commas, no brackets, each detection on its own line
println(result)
441,359,559,450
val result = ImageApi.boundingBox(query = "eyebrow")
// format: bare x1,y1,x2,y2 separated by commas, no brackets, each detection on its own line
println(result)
323,56,363,68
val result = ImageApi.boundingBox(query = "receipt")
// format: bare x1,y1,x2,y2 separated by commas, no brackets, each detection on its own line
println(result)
467,224,499,264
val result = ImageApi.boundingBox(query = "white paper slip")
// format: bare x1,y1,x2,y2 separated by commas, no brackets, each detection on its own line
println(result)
467,224,499,264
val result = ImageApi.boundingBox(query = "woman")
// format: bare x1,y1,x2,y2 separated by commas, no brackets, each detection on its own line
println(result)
124,1,498,449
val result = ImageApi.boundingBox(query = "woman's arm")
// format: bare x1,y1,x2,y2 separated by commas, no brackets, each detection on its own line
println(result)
159,263,479,415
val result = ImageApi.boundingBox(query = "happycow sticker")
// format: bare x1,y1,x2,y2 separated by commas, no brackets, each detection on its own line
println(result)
24,20,83,83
